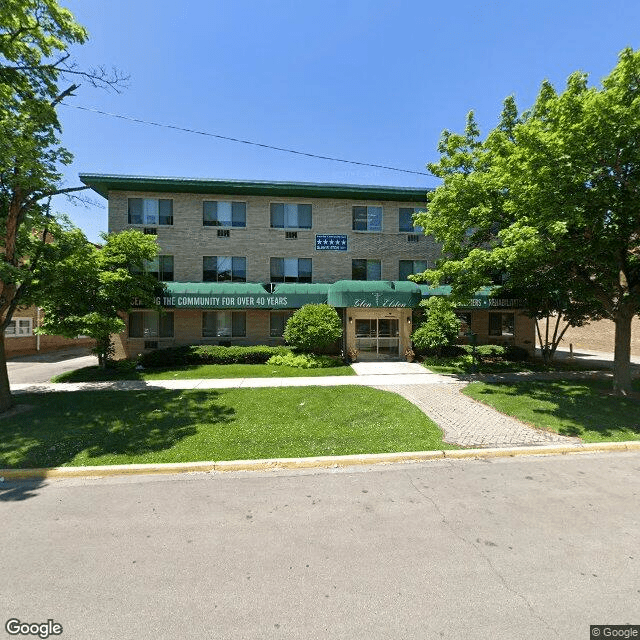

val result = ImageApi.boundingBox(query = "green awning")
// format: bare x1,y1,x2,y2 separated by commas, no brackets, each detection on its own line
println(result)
327,280,421,308
272,283,330,306
157,282,329,309
419,285,523,309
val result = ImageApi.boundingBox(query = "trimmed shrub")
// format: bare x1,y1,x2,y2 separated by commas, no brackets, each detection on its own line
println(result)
438,344,467,358
411,297,460,357
462,344,506,358
283,304,343,354
504,345,530,361
267,353,343,369
139,345,291,368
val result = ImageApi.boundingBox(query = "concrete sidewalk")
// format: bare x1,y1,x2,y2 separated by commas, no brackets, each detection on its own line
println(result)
10,370,456,393
10,360,600,449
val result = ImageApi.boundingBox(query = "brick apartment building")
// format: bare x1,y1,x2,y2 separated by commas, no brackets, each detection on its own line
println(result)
4,306,94,357
79,174,535,360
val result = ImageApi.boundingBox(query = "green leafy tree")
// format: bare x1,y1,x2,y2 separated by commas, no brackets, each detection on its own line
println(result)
283,304,343,354
0,1,125,410
414,48,640,395
35,229,160,367
411,297,460,357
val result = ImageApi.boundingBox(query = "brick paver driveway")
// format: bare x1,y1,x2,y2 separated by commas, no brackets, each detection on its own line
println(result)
375,381,579,448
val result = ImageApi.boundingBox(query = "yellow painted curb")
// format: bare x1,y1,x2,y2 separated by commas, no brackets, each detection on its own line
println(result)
1,441,639,480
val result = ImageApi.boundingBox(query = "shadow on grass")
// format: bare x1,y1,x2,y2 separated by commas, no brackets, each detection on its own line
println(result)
0,390,235,469
52,362,144,382
469,379,640,440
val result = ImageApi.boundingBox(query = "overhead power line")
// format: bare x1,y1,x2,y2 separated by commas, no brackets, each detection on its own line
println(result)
62,103,433,177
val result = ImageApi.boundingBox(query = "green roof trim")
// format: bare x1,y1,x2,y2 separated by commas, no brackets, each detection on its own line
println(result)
159,282,273,309
327,280,421,308
150,281,426,309
79,173,431,202
272,283,330,306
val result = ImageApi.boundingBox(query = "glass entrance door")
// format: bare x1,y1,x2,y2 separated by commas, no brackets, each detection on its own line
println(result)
355,318,400,358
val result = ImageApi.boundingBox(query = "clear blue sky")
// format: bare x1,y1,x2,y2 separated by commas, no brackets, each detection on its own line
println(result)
54,0,640,242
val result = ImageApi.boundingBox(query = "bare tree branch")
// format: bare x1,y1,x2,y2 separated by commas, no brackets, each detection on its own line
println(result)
51,82,79,106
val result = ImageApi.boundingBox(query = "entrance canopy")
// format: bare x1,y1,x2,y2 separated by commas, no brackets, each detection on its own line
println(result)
327,280,421,308
154,281,423,310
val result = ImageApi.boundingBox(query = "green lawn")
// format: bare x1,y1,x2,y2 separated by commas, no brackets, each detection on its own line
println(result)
422,355,609,375
463,379,640,442
52,362,355,383
0,387,456,468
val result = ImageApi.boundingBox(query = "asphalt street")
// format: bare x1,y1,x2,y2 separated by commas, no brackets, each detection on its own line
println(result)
1,452,638,640
7,349,97,384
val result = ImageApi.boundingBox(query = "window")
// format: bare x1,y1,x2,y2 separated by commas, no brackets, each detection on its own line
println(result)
203,256,246,282
270,203,312,229
270,311,295,337
399,207,424,233
128,312,174,338
489,312,515,337
456,312,472,336
128,198,173,226
399,260,428,280
144,256,174,281
4,317,32,337
352,206,382,232
203,201,246,227
352,259,381,281
270,258,312,283
202,311,246,337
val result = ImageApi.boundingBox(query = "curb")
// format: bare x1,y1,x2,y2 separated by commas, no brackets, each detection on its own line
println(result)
1,441,639,480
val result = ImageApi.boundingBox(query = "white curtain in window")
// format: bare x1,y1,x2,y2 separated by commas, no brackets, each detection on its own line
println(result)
18,320,31,335
217,311,232,337
142,199,159,225
217,256,232,272
143,313,159,337
284,204,298,228
367,260,381,280
217,202,232,225
367,206,382,231
284,258,298,277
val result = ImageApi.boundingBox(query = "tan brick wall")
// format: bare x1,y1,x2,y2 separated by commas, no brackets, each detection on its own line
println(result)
5,306,95,358
108,192,438,283
458,310,535,355
543,316,640,356
116,310,288,358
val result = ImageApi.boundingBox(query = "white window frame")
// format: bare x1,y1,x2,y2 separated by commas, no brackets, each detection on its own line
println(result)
270,257,312,283
352,204,383,232
399,207,425,233
127,198,173,226
202,200,247,228
202,311,247,338
4,317,33,337
269,202,313,230
399,259,429,280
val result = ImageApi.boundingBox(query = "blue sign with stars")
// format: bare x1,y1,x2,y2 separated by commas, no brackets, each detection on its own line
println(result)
315,234,348,251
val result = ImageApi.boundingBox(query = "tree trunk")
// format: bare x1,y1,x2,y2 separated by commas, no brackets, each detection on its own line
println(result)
612,307,634,396
0,333,14,413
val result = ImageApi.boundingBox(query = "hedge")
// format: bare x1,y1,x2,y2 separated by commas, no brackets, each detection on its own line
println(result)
139,345,291,368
